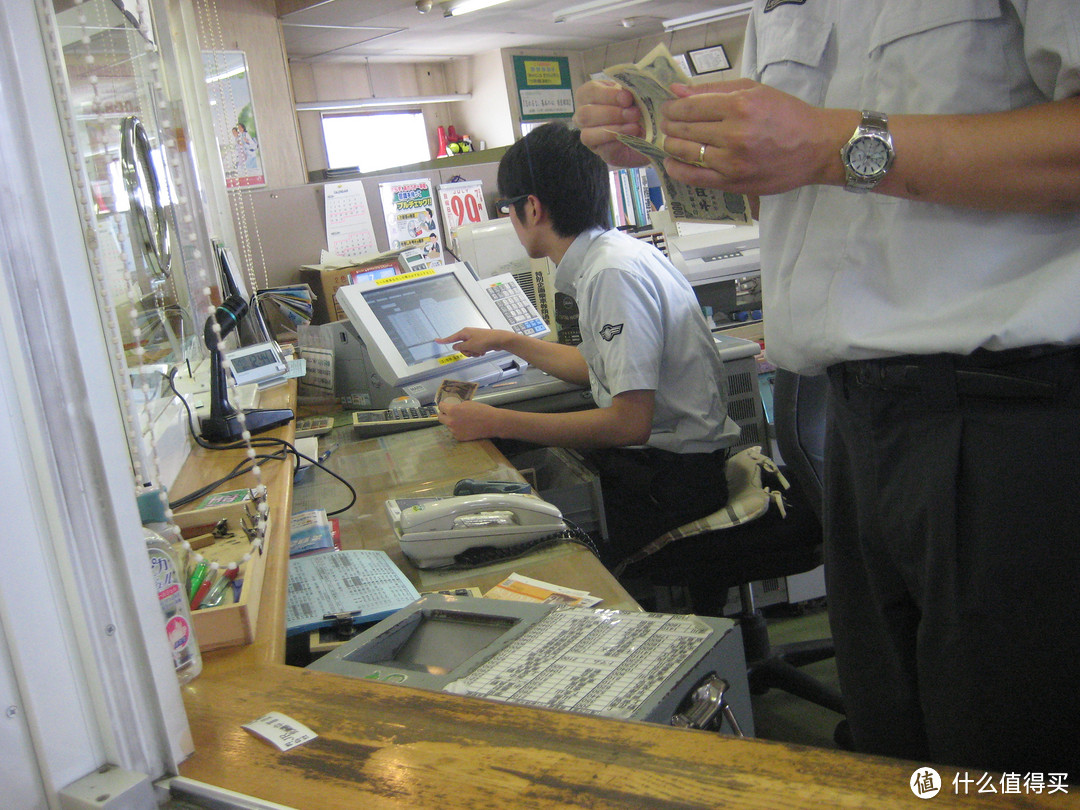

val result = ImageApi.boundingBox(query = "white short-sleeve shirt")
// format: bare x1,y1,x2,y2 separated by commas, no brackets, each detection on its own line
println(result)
743,0,1080,375
554,227,740,454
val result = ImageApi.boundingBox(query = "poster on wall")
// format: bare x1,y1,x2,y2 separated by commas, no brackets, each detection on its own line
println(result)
512,55,575,121
437,180,488,255
379,178,443,265
202,50,266,189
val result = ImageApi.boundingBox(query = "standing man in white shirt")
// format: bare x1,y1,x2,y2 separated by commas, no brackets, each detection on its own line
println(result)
576,0,1080,776
437,122,739,570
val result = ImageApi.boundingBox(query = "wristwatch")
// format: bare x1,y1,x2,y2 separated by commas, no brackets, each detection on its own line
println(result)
841,110,895,192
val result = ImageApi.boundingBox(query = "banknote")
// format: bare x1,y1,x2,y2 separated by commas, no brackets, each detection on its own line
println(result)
603,44,688,149
613,131,671,163
603,44,752,225
660,173,752,225
613,134,751,225
435,378,479,405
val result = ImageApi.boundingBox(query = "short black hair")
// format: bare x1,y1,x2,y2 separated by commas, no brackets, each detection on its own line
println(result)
497,122,610,237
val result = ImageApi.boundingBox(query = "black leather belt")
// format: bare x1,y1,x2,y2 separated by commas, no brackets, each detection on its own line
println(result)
832,345,1079,401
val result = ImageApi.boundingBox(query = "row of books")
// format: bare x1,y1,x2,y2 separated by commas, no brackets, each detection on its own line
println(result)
609,167,653,230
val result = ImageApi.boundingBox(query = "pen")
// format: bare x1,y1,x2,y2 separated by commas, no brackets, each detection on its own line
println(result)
199,566,240,609
187,560,209,603
190,564,218,608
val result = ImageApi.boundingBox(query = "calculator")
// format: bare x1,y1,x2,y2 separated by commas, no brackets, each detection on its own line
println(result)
351,405,440,437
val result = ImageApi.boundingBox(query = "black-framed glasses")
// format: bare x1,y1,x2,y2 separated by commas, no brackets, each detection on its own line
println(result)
495,194,529,216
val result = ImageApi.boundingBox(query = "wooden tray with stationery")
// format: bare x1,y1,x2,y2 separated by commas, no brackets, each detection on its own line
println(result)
172,488,272,651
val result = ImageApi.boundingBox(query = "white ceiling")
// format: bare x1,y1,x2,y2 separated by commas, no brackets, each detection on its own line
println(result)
281,0,748,63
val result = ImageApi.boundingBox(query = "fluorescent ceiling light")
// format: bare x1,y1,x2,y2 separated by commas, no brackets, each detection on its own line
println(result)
444,0,514,17
553,0,651,23
663,1,753,32
296,94,472,112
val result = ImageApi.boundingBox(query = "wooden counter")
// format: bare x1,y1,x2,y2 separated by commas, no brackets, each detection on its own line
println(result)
175,389,1062,808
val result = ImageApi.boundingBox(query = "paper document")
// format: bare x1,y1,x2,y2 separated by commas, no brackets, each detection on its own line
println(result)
484,573,601,607
324,181,378,258
286,550,419,635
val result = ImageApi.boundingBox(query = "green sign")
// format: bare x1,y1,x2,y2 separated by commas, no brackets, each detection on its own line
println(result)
512,55,575,121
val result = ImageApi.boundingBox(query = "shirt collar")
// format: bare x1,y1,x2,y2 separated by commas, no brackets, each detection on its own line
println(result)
554,227,608,297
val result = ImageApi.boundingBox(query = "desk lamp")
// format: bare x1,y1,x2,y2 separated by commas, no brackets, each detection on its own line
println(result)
199,293,293,443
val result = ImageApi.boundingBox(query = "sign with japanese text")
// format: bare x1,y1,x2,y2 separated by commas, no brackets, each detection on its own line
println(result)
378,178,443,266
513,56,574,121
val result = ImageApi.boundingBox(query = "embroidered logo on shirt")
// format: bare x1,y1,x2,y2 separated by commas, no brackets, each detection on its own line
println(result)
764,0,806,11
598,323,624,342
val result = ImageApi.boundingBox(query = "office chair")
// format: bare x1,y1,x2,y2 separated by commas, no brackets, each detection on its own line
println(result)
621,369,846,720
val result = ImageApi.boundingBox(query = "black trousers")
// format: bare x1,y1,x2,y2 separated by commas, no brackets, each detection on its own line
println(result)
581,446,729,570
825,346,1080,776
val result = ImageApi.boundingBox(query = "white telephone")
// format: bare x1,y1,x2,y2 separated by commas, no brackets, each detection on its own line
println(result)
385,493,566,569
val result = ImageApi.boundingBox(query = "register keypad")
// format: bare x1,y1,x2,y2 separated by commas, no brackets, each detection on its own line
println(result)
486,281,546,336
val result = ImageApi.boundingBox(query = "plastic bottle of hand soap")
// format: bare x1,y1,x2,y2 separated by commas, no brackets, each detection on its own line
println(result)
145,526,202,684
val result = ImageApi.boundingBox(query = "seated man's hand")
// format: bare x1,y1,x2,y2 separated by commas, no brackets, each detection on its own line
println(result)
437,399,500,442
436,327,511,358
573,80,648,168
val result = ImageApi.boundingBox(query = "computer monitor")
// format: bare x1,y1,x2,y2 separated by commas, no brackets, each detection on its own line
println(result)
335,263,532,404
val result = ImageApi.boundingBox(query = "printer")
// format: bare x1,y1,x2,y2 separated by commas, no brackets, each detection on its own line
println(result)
655,210,761,287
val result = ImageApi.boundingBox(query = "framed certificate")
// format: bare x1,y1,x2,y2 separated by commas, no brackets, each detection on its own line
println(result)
687,45,731,76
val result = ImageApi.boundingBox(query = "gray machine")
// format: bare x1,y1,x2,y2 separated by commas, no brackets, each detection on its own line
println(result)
309,594,753,735
306,319,594,413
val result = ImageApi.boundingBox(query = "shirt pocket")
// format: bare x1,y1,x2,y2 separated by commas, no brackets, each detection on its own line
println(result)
866,0,1011,112
754,9,834,106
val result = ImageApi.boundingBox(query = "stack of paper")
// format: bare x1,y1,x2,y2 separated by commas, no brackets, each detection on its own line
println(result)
285,550,419,635
258,284,315,328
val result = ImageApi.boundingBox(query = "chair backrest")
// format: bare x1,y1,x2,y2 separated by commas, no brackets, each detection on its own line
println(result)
772,369,828,522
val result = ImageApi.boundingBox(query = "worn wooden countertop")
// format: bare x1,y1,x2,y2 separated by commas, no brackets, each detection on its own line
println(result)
175,390,1064,808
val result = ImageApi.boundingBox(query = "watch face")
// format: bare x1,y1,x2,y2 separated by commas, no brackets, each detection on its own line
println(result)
847,135,891,178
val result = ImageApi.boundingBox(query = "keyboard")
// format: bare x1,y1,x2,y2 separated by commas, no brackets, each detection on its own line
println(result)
351,405,440,437
485,278,547,337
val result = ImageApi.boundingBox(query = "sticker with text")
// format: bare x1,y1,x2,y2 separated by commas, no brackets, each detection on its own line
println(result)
243,711,317,751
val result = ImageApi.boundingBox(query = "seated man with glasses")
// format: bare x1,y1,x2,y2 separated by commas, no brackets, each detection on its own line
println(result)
436,121,739,569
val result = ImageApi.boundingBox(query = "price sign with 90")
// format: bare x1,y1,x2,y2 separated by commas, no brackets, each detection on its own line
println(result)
438,180,489,250
449,192,482,226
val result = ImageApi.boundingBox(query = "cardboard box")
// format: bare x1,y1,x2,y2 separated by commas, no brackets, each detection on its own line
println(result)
300,249,427,323
172,493,271,652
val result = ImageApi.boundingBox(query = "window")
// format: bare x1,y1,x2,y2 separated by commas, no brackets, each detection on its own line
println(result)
322,110,430,173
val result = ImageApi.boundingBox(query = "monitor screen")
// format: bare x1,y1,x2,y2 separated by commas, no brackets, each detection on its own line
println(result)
362,271,489,366
350,264,398,284
336,263,526,402
345,610,519,675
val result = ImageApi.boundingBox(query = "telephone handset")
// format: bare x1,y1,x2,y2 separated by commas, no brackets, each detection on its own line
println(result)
386,493,566,569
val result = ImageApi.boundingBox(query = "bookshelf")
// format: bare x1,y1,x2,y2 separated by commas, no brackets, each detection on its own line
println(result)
608,166,654,230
